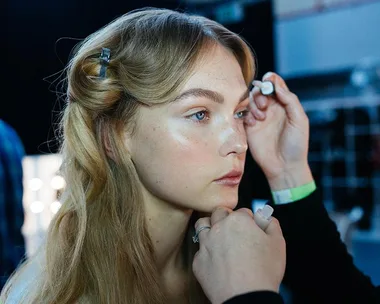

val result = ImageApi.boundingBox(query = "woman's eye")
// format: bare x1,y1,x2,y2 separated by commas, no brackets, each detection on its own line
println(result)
189,110,209,122
235,109,249,119
188,109,248,123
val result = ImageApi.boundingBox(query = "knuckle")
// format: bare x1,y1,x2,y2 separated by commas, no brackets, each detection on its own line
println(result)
230,211,250,225
194,219,202,230
194,217,208,230
192,258,199,275
192,247,207,273
270,217,282,230
270,216,280,225
289,92,298,100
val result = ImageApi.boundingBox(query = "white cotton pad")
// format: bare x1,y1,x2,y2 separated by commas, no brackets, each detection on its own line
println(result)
260,81,275,96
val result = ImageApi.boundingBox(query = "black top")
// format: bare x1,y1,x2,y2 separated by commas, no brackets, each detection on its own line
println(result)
224,189,380,304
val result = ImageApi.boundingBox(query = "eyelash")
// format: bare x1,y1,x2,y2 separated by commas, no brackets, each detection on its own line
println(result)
188,109,249,124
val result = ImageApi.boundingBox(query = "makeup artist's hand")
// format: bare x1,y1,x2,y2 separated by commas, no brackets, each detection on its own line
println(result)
192,207,286,304
244,72,313,190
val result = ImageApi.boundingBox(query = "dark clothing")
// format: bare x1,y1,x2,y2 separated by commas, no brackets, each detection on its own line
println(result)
224,189,379,304
225,291,283,304
0,120,26,290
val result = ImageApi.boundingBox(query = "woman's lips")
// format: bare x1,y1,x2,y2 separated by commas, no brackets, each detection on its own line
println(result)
214,170,243,186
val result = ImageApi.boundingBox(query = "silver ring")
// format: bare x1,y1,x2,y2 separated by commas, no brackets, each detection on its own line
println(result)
192,226,211,243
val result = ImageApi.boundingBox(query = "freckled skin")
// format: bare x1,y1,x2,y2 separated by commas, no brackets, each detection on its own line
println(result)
126,45,249,213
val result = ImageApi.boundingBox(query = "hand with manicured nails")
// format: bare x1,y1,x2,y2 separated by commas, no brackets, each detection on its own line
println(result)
245,72,314,190
192,207,286,304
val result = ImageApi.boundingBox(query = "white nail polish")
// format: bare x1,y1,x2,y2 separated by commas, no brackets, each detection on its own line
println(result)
261,205,274,220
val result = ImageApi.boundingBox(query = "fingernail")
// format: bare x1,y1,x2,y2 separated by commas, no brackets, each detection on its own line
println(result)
261,205,274,220
263,72,273,81
257,99,266,109
249,90,254,105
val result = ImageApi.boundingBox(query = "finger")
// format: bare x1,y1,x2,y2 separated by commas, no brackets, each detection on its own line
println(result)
255,94,269,111
250,85,264,103
253,205,274,231
194,217,211,244
262,72,297,107
249,88,266,121
261,72,306,121
275,89,306,122
252,80,273,105
244,108,256,127
211,206,232,226
262,72,289,92
251,82,271,110
263,216,283,237
235,207,254,218
254,209,271,231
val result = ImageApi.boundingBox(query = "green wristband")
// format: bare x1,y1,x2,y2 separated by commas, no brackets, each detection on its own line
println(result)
271,181,316,205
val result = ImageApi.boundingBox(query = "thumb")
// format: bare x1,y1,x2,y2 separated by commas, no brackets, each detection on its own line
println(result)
253,205,274,231
264,217,283,238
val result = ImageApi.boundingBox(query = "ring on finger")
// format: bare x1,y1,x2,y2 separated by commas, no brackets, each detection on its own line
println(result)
192,226,211,243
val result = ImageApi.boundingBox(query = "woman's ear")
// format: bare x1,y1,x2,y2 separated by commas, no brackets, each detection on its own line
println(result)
103,127,132,161
103,130,115,160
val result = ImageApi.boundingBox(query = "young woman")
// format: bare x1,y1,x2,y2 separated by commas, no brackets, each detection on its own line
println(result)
1,6,260,304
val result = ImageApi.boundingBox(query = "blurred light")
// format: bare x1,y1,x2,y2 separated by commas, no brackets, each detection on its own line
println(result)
29,178,43,191
351,71,368,88
251,199,268,213
215,2,244,24
349,206,364,222
350,56,380,90
30,201,44,213
50,175,66,190
50,201,62,214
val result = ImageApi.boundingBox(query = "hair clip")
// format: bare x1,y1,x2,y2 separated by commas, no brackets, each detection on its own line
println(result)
99,47,111,78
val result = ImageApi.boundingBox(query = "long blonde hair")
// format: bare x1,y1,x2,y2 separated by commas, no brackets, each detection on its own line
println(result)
1,7,255,304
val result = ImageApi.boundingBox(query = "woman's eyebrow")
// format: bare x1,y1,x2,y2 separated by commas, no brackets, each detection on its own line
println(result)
173,88,249,104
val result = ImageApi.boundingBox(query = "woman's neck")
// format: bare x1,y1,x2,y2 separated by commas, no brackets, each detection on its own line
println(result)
143,190,193,273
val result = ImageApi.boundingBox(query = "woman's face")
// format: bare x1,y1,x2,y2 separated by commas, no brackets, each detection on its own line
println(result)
127,44,250,212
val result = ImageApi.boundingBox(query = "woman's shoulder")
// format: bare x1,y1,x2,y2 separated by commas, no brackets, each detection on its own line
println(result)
3,259,44,304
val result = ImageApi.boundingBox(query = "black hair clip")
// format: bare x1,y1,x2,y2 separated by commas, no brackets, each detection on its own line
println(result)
99,47,111,78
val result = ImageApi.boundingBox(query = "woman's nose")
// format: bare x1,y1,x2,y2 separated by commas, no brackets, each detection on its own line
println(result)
218,124,248,157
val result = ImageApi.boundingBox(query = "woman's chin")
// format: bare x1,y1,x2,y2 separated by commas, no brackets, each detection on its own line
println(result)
187,187,239,213
200,196,239,213
216,189,239,209
216,199,238,211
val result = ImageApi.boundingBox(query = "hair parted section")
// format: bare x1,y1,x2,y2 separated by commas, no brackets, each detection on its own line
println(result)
1,7,255,304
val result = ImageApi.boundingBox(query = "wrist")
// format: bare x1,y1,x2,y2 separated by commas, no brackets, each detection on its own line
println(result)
267,164,313,191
